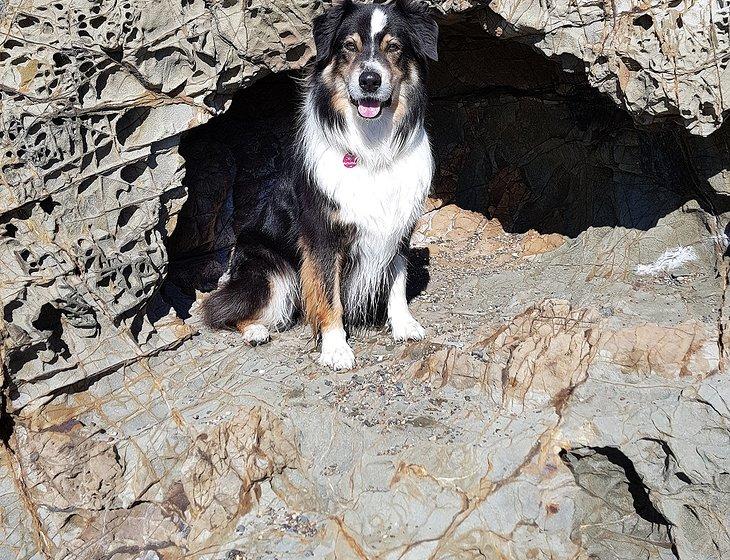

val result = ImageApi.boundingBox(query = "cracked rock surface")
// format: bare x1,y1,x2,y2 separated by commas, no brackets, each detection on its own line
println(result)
2,0,730,559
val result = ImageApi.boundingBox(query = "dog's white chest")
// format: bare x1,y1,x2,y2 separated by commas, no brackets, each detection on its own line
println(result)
314,135,433,237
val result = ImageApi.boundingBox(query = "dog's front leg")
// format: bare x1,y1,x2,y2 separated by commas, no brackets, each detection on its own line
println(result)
388,252,426,342
300,243,355,370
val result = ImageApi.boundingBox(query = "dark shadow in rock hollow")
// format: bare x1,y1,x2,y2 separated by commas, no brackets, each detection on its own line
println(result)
162,73,433,316
427,16,730,237
0,403,14,445
161,8,730,316
160,74,300,319
560,446,679,559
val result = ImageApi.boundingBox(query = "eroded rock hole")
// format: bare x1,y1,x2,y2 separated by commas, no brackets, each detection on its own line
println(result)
115,107,151,146
0,400,14,446
16,15,40,28
32,302,63,333
30,303,71,361
633,14,654,30
39,196,59,214
117,205,139,228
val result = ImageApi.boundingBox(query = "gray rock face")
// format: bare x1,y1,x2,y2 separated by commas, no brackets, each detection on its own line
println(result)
488,0,730,136
1,0,327,411
1,0,729,559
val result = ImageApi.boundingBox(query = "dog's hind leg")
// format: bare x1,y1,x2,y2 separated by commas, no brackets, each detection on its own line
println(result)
201,240,298,345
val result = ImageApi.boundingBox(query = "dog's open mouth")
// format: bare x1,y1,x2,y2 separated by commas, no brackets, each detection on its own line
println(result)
351,97,392,119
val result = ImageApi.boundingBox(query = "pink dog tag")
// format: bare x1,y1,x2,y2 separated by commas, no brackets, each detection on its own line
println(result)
343,153,358,168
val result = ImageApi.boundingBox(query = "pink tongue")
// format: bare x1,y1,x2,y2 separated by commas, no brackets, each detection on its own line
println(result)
357,100,381,118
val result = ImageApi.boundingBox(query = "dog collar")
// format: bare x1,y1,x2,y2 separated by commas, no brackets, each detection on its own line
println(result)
343,152,358,168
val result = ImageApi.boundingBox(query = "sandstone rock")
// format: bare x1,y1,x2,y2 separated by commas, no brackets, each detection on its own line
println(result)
472,299,601,408
179,408,298,548
560,374,730,560
599,321,720,378
0,445,44,560
15,421,124,511
521,231,566,256
2,0,730,558
2,0,728,408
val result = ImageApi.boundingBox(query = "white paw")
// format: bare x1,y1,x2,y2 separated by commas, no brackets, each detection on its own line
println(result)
241,324,270,346
390,315,426,342
318,339,356,370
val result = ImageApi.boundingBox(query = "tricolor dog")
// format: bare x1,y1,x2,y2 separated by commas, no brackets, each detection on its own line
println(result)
202,0,439,369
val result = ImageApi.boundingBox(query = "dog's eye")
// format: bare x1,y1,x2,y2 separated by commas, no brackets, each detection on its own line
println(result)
386,43,401,53
343,41,357,52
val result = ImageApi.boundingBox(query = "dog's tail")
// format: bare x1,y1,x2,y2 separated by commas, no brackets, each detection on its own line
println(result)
201,242,298,331
201,276,257,330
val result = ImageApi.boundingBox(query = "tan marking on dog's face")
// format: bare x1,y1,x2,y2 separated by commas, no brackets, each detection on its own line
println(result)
331,77,352,115
380,34,401,59
323,58,354,117
391,61,416,124
380,34,405,93
343,33,363,54
328,48,361,119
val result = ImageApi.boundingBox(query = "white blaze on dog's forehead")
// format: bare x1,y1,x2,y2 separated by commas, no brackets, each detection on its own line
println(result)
370,8,388,41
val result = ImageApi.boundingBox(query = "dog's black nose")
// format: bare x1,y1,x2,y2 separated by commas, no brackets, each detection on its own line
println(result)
359,71,382,93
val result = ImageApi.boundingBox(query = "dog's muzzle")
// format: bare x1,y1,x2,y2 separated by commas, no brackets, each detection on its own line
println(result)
351,70,392,119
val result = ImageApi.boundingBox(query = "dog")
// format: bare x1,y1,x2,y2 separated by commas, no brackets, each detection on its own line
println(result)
201,0,439,370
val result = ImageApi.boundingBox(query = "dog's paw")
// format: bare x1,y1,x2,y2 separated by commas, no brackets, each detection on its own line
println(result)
240,323,271,346
318,339,356,370
390,316,426,342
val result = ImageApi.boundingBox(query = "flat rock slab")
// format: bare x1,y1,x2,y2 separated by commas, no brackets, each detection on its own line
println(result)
2,205,728,560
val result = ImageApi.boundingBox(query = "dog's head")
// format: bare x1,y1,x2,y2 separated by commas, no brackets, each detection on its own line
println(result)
312,0,438,122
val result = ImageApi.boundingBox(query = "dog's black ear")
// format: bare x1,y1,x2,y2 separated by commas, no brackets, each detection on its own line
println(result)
313,0,352,65
395,0,439,61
